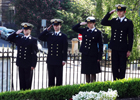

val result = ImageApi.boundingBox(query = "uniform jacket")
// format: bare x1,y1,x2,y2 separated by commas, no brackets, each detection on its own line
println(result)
38,29,68,65
72,23,103,60
101,12,134,51
7,32,38,68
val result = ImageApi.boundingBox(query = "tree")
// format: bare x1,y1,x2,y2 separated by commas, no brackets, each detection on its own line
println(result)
55,0,96,39
14,0,61,36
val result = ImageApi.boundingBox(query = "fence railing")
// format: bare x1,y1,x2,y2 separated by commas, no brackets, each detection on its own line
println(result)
0,44,140,92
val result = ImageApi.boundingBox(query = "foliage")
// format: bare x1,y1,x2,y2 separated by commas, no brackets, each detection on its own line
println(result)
0,78,140,100
55,0,96,39
13,0,61,36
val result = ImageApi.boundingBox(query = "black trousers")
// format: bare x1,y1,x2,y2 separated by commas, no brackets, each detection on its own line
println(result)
111,50,127,80
19,67,33,90
47,64,63,87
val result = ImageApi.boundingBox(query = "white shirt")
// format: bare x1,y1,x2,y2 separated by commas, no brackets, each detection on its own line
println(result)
88,27,96,32
119,16,125,22
24,35,30,39
91,27,96,31
55,31,61,35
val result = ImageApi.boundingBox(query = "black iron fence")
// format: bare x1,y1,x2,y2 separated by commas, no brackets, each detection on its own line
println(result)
1,44,140,92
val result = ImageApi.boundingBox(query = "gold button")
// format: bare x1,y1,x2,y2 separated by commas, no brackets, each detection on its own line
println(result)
114,36,116,37
20,49,21,51
88,47,90,49
121,31,123,32
25,47,27,49
20,46,22,48
120,37,122,38
24,54,26,56
120,34,122,35
51,50,53,52
57,44,59,46
51,44,53,46
89,40,91,42
93,37,94,39
120,40,122,42
51,54,53,55
89,44,91,45
25,51,26,52
115,30,117,31
57,51,58,52
19,56,21,58
114,39,115,40
57,48,58,49
56,54,58,56
19,53,21,54
86,39,88,41
85,42,87,44
114,33,116,34
24,57,26,59
51,47,53,49
85,35,87,37
85,46,87,48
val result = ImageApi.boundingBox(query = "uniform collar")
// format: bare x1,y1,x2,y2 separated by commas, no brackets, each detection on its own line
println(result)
87,27,96,32
24,35,30,38
55,31,61,35
119,16,125,22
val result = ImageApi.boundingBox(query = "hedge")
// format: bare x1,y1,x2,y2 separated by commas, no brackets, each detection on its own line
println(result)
0,78,140,100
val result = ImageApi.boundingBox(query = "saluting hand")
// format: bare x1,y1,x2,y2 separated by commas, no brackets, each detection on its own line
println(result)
127,51,131,58
47,24,53,31
109,9,116,14
16,29,23,34
80,22,87,25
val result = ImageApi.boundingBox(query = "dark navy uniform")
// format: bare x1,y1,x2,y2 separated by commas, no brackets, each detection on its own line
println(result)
101,4,134,80
72,23,103,74
38,19,68,86
7,23,38,90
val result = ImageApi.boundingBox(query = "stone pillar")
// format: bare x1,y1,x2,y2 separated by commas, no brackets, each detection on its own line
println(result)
71,38,79,55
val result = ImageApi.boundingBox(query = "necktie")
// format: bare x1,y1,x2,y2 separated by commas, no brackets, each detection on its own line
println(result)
24,37,27,40
88,30,92,33
118,18,121,22
55,33,57,36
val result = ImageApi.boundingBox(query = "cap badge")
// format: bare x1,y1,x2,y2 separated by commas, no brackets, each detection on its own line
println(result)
29,37,31,39
87,18,90,21
118,6,121,9
54,20,58,23
24,24,28,27
95,29,97,32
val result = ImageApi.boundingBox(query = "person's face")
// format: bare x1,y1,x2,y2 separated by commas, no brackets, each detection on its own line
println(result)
23,29,31,35
87,22,95,29
117,10,126,18
53,24,61,32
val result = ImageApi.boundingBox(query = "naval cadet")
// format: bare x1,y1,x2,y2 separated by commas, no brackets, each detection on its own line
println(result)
72,17,103,83
38,19,68,87
101,4,134,80
7,22,38,90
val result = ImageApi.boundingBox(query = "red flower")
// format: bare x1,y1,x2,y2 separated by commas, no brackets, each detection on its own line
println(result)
69,98,73,100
